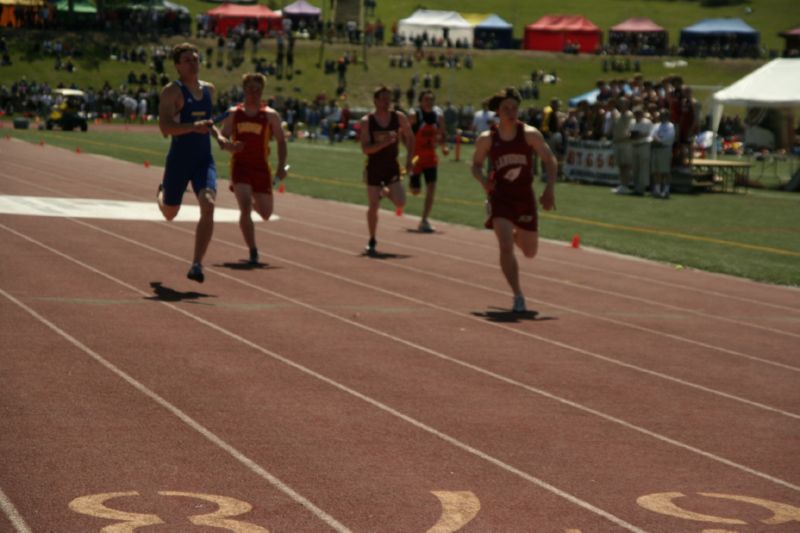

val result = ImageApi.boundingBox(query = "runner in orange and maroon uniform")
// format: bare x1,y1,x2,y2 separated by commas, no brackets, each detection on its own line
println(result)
360,84,415,256
471,87,558,314
219,73,287,265
408,90,449,233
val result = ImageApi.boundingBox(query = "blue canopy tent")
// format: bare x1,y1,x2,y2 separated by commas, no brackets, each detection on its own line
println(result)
474,14,513,49
680,18,759,55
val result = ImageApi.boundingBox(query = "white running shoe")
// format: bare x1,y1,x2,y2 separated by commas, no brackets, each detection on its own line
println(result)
512,294,526,313
611,185,631,195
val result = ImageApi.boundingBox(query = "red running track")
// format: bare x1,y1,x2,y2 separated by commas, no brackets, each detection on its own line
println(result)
1,139,799,532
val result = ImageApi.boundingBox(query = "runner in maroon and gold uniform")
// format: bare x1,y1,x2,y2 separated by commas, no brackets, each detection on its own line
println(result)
471,87,558,313
219,73,287,265
360,85,415,255
409,90,449,233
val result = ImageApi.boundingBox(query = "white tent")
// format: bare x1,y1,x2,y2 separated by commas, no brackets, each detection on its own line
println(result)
711,58,800,155
396,9,473,47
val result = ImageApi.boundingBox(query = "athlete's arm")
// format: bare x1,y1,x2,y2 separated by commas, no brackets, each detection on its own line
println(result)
397,111,416,174
268,110,288,181
525,125,557,211
471,132,494,194
158,82,213,137
214,107,240,152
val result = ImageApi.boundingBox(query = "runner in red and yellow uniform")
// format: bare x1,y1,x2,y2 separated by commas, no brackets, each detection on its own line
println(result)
219,73,287,265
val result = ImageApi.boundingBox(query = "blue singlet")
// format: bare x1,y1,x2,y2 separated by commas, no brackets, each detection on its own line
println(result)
161,81,217,206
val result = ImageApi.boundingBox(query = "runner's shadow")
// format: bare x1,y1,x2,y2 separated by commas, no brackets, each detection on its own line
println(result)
405,228,444,235
214,261,281,271
146,282,214,303
361,250,411,260
471,307,555,323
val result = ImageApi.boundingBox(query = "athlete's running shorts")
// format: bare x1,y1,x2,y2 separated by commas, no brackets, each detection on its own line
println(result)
162,156,217,206
410,167,437,190
484,193,538,232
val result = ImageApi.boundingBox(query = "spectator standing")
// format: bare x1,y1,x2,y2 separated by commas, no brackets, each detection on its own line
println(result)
650,109,676,198
610,99,634,194
630,106,653,195
472,102,495,135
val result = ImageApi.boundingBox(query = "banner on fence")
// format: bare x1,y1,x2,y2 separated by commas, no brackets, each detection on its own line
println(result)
563,140,619,185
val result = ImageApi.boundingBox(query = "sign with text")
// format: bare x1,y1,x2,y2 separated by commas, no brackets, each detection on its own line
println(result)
563,140,619,185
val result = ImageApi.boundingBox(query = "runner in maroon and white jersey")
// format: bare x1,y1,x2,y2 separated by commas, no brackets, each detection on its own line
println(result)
471,87,558,313
359,85,415,256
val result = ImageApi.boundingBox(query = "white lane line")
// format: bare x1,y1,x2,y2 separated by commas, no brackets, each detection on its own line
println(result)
279,210,800,340
0,487,32,533
21,219,800,494
281,197,800,315
1,226,647,532
272,215,800,373
0,286,351,533
8,154,798,321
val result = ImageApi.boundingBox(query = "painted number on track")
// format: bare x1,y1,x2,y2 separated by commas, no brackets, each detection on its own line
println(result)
68,491,268,532
637,492,800,530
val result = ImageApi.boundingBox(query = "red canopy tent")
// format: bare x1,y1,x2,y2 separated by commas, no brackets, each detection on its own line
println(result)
609,17,668,54
610,17,665,33
780,26,800,56
206,3,281,36
524,15,601,53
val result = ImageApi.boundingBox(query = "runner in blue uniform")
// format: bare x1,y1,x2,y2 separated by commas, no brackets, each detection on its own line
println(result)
157,42,230,283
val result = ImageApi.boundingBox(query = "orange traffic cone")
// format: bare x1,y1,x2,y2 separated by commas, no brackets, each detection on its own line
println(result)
278,182,285,193
570,234,580,249
75,146,81,154
39,138,45,146
395,207,403,217
144,160,150,168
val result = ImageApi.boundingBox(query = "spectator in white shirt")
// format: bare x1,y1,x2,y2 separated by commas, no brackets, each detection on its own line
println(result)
472,103,496,135
650,109,676,198
630,106,653,195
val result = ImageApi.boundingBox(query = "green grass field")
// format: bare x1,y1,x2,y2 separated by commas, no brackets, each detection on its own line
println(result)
4,125,799,287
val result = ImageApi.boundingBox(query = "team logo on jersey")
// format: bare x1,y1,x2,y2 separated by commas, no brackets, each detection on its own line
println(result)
504,166,522,182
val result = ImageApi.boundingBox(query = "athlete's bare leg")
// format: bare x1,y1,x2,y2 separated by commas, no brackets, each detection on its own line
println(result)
192,188,215,264
387,180,406,211
233,183,256,250
157,186,180,221
366,185,382,239
493,218,522,296
422,181,436,222
252,192,274,221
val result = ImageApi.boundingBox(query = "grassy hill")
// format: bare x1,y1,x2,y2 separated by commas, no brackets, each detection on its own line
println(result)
0,1,792,110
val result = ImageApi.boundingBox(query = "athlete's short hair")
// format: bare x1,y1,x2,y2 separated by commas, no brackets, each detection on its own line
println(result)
172,42,198,64
418,90,434,103
242,72,266,87
373,85,391,99
485,87,522,112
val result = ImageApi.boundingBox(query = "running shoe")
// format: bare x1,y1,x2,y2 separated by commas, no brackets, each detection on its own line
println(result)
157,183,164,203
187,263,205,283
611,185,631,195
512,294,526,313
248,247,259,265
364,237,377,256
418,219,435,233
